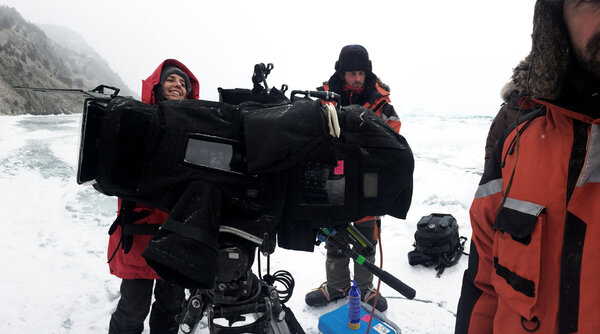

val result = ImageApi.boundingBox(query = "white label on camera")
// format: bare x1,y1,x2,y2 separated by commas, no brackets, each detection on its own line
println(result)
228,253,239,259
373,323,391,334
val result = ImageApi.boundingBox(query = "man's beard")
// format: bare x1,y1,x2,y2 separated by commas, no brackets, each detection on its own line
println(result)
577,32,600,79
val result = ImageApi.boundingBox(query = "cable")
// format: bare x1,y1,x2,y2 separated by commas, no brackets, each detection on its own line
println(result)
498,60,534,214
107,237,122,263
257,247,295,304
257,248,262,279
263,270,295,304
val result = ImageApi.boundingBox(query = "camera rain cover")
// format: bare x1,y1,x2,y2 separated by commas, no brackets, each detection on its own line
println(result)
243,101,414,250
79,95,414,286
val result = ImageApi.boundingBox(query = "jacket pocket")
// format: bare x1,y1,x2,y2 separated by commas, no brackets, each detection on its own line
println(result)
491,198,545,320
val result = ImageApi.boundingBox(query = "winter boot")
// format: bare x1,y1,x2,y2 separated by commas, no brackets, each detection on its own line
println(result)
305,282,349,307
362,287,388,312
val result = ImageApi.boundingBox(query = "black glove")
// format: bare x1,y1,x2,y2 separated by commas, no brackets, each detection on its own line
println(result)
108,200,151,254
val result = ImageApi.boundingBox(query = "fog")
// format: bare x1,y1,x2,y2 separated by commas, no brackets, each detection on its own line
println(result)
2,0,535,115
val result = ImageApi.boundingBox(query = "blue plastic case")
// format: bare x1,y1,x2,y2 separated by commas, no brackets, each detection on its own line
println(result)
318,303,397,334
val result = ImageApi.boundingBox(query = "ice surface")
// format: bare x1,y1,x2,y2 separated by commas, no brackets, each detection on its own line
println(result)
0,111,491,333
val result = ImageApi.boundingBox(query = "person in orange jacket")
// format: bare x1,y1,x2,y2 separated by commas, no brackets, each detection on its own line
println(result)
456,1,600,333
305,45,401,312
108,59,199,334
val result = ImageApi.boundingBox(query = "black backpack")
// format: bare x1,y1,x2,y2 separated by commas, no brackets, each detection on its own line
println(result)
408,213,466,277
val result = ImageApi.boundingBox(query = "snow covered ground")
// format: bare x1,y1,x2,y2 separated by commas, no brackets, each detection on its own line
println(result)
0,108,493,333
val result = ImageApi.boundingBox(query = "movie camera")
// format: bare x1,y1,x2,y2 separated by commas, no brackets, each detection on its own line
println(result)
19,63,416,333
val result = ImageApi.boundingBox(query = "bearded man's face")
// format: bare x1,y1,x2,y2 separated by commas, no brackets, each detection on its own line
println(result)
564,0,600,78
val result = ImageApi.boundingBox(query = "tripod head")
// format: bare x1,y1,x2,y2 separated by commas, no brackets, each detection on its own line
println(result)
177,229,296,334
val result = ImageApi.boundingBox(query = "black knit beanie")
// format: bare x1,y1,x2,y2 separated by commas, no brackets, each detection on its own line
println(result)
160,66,192,97
335,45,372,74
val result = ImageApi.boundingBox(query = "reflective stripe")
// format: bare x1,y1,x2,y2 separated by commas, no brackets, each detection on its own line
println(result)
475,178,503,198
577,124,600,187
379,113,400,122
503,198,545,217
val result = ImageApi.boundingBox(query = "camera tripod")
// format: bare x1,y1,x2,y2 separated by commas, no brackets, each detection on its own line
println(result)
178,273,302,334
176,223,415,333
177,227,304,334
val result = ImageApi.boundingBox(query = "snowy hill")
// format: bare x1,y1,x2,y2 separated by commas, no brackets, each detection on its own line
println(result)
0,111,492,333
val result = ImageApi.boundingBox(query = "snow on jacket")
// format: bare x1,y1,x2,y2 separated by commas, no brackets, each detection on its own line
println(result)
455,96,600,333
107,59,200,279
318,72,401,132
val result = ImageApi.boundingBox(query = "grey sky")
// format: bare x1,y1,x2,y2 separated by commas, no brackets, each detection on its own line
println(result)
1,0,536,115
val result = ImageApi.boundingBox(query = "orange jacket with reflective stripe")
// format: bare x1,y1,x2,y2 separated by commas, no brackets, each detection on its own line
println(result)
456,99,600,333
319,81,401,132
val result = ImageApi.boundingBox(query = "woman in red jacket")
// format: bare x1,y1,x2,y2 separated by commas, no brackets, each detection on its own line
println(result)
108,59,199,334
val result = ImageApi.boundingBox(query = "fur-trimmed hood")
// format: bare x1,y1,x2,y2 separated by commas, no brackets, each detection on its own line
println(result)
500,80,518,103
511,0,570,101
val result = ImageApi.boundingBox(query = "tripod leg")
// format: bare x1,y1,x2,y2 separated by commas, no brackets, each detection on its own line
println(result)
279,304,306,334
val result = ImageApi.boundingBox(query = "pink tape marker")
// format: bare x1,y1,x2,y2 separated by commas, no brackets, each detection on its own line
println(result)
334,160,344,175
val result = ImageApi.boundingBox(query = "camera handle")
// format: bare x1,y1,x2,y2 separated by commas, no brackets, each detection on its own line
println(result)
290,90,341,103
252,63,274,93
318,225,416,299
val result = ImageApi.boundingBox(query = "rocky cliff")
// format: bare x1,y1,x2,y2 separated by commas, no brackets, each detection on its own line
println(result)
0,6,134,115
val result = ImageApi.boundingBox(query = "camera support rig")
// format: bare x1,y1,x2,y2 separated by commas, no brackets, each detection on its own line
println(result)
176,225,303,334
178,273,296,334
177,221,415,334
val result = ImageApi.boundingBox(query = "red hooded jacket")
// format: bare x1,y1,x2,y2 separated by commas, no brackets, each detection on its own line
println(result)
107,59,200,279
